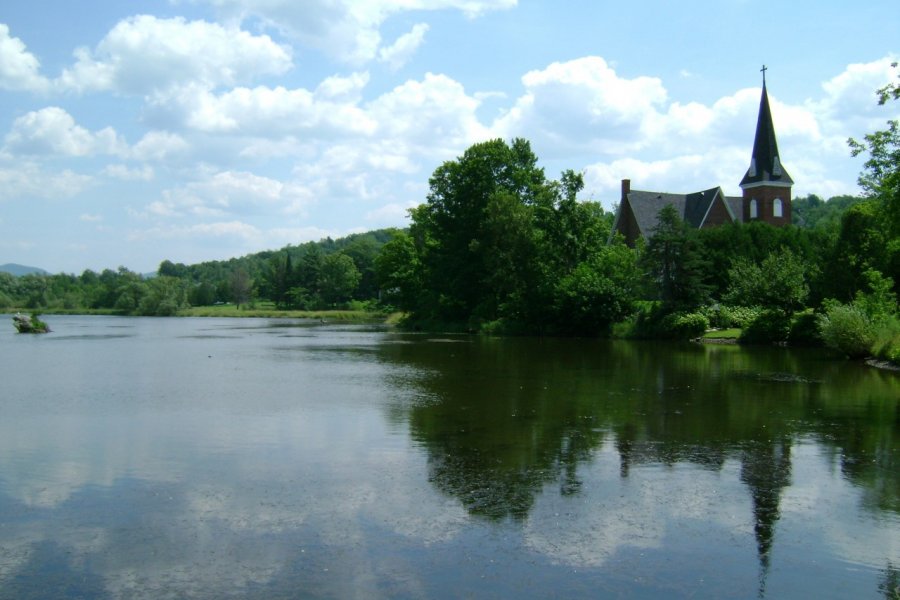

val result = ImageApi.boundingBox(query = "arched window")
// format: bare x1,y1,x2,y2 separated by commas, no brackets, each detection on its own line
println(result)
773,198,783,218
749,198,758,219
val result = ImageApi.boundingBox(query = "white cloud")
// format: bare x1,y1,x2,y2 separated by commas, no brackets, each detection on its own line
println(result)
150,83,377,136
530,56,899,206
0,163,93,201
57,15,293,95
196,0,515,65
5,107,126,157
315,71,370,101
103,164,155,181
493,56,668,157
129,220,262,241
0,24,50,92
131,131,190,162
378,23,429,71
365,201,416,223
149,170,314,218
369,72,488,155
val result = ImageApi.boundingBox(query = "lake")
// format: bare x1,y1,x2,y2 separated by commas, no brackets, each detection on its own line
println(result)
1,315,898,599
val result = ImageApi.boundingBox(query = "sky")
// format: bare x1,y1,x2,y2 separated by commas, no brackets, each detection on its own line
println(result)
0,0,898,274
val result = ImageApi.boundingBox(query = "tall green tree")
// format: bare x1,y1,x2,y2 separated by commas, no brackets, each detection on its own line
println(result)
318,253,361,306
552,242,640,335
412,138,550,324
848,61,900,291
374,230,422,311
641,205,711,311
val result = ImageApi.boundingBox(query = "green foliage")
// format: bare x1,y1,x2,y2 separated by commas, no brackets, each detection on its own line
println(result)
137,276,188,316
640,205,711,311
846,62,900,298
818,302,876,358
659,312,709,340
787,310,823,346
625,303,708,340
375,230,422,311
724,248,810,314
697,220,825,302
792,194,863,230
551,242,639,336
319,253,361,307
816,270,898,360
739,309,792,345
872,317,900,363
853,268,898,323
397,138,621,335
704,304,762,329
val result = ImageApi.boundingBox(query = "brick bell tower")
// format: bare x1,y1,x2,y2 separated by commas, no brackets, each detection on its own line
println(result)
740,66,793,225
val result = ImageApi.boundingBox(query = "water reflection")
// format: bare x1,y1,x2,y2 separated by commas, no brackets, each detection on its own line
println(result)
0,317,897,598
377,334,900,593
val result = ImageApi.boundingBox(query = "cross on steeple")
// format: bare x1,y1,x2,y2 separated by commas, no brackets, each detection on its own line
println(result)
760,64,767,85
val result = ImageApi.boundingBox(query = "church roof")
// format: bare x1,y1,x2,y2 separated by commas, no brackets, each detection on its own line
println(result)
740,81,793,188
622,186,737,237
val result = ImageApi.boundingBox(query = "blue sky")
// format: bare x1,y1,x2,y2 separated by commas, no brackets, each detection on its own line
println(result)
1,0,897,274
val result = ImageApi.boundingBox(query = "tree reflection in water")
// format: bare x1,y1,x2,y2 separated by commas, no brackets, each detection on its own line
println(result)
378,334,898,581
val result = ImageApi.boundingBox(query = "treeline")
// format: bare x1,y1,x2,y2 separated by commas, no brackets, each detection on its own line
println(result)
0,230,394,316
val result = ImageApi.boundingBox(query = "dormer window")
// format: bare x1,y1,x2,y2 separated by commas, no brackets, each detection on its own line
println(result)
748,158,757,177
773,156,782,177
774,198,783,218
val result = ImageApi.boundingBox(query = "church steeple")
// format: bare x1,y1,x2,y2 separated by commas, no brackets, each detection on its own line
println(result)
740,67,793,225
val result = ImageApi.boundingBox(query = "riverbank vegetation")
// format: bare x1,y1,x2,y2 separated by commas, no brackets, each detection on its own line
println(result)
2,69,898,363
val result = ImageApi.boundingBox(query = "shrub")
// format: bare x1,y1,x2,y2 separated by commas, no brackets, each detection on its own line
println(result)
707,305,762,329
788,310,823,346
659,312,709,340
872,316,900,363
627,305,708,340
818,303,875,358
739,309,792,345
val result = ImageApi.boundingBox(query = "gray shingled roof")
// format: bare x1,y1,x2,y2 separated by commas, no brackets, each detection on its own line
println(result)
726,196,743,223
625,186,735,237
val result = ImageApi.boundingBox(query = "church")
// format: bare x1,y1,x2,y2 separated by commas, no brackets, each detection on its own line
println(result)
611,69,794,246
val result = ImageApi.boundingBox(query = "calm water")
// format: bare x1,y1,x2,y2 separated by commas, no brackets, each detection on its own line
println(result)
1,315,898,599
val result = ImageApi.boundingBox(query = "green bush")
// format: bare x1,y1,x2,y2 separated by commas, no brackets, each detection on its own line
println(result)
627,305,708,340
818,303,875,358
788,310,823,346
705,305,761,329
872,316,900,363
659,312,709,340
739,309,792,345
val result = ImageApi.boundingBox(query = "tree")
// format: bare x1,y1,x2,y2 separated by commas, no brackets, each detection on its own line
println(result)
412,138,550,323
552,242,640,335
260,252,295,308
725,249,810,315
318,253,361,306
848,61,900,291
374,230,422,311
230,268,252,308
641,205,711,311
138,276,188,316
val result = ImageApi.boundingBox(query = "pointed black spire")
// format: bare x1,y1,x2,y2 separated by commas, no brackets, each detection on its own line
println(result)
740,70,793,188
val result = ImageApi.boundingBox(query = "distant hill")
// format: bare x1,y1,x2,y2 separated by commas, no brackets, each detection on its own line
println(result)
0,263,48,276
